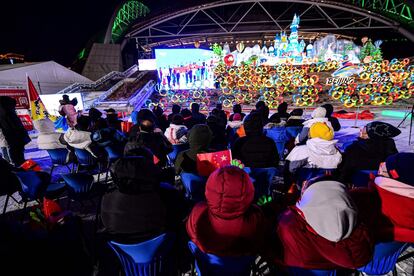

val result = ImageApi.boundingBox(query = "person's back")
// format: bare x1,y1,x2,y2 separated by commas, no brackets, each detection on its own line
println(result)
187,166,265,256
164,114,188,145
105,108,122,131
275,180,373,269
286,108,305,127
339,122,400,183
175,124,212,174
277,102,290,122
101,156,167,244
191,103,207,125
126,120,172,166
207,115,227,150
287,122,341,173
229,104,246,122
232,113,279,168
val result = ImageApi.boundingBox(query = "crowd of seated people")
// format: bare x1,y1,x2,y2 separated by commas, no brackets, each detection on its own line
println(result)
1,99,413,275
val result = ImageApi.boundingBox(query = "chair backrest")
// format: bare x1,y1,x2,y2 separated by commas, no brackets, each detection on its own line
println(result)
61,173,94,194
47,149,69,165
188,241,255,276
104,146,123,162
351,170,377,188
244,167,278,200
287,267,337,276
108,233,176,276
74,149,97,166
295,168,335,189
357,241,409,275
180,173,207,202
15,171,50,200
167,143,189,164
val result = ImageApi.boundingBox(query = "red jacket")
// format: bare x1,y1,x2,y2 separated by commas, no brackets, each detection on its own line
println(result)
186,166,266,256
276,207,374,270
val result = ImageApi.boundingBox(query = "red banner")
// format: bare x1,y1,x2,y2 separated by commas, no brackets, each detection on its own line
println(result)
0,89,29,109
18,114,33,131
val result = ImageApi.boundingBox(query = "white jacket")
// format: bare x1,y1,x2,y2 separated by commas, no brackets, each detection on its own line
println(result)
164,124,188,145
33,119,66,150
287,138,342,172
63,129,92,150
227,121,243,129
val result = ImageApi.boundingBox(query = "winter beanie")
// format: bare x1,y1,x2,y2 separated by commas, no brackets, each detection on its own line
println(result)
366,121,401,139
311,107,327,119
385,153,414,186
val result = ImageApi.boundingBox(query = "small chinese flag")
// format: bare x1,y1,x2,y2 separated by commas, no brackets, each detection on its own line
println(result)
197,149,232,177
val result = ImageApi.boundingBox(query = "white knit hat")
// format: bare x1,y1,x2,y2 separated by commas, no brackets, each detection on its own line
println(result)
311,107,327,119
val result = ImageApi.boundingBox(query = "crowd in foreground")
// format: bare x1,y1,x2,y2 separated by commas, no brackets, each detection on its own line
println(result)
0,94,413,275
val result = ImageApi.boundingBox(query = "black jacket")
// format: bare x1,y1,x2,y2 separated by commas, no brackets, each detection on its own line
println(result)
338,138,398,183
125,129,172,166
0,97,31,148
100,157,185,244
231,113,279,168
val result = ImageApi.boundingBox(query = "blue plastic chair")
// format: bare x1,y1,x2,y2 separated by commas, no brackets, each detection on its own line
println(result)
287,267,338,276
188,241,255,276
357,242,410,275
47,149,72,175
295,168,335,189
180,173,207,202
74,148,105,182
351,170,377,188
265,127,288,160
167,144,189,165
108,233,176,276
15,171,51,216
244,167,278,200
104,145,123,164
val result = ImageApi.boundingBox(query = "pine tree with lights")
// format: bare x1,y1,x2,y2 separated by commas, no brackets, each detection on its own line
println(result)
360,39,376,61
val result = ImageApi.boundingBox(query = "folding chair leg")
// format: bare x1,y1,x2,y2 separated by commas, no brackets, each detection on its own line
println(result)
2,195,10,214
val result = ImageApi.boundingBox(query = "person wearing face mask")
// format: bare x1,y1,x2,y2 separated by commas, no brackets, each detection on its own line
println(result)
338,121,400,183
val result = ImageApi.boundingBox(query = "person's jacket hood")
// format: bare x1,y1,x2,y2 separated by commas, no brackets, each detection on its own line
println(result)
205,166,254,219
303,117,333,130
306,138,342,168
63,129,92,149
112,157,161,195
297,181,358,242
188,124,212,156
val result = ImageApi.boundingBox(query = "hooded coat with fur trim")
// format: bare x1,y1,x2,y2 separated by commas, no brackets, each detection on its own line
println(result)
275,181,374,269
186,166,266,256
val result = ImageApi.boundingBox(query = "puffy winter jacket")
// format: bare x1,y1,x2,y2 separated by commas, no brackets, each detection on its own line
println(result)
275,181,374,269
164,123,188,145
286,138,342,173
186,166,266,256
296,118,333,145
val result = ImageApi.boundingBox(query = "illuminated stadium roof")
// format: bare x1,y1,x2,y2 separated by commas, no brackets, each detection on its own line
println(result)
102,1,414,60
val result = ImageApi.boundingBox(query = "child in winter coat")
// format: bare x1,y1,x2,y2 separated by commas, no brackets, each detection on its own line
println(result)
296,107,333,145
164,114,188,145
286,122,342,173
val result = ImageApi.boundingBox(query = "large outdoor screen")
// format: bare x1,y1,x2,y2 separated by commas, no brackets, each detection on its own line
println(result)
154,48,215,90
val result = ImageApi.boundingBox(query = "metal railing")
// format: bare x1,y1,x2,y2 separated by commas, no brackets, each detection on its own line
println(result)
57,64,138,94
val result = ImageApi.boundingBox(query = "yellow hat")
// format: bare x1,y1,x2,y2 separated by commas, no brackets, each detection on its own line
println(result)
309,122,334,140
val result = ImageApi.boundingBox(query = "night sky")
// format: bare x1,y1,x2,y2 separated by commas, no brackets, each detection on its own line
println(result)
1,0,413,66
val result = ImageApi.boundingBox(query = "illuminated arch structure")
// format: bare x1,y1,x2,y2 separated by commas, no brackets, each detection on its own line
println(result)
105,0,414,60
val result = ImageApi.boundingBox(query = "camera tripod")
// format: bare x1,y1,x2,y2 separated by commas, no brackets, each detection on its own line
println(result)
397,104,414,145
